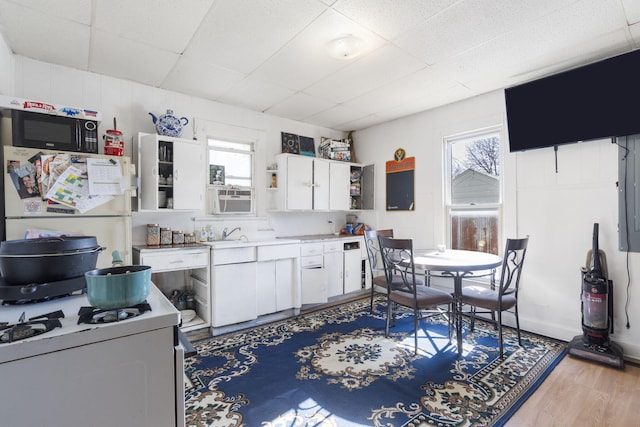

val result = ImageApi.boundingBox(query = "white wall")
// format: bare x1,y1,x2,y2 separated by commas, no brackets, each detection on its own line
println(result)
0,33,14,95
354,90,640,359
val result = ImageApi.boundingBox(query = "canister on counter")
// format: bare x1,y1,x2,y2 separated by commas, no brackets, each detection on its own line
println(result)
184,232,196,244
172,230,184,245
160,227,172,245
146,224,160,246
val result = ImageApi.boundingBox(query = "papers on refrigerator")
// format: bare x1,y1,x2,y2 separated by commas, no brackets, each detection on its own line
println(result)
87,158,125,195
45,165,113,213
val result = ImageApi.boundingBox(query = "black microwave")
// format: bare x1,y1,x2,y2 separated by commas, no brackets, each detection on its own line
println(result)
10,109,99,153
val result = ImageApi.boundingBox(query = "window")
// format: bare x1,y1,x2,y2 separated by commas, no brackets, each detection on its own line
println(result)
207,138,254,188
444,127,502,254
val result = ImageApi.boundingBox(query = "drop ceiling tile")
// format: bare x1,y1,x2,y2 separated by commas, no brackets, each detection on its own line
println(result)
450,24,633,94
394,0,581,65
0,1,90,69
622,0,640,25
163,55,245,100
304,103,369,129
94,0,214,53
185,0,326,74
265,92,336,121
304,43,426,103
332,0,457,40
3,0,91,24
217,76,296,112
336,113,387,131
382,83,475,118
341,67,461,115
250,8,387,91
91,30,179,87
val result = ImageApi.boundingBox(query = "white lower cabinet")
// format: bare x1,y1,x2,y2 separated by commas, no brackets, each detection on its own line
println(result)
256,243,300,315
300,237,366,304
300,243,327,304
324,240,344,297
134,245,210,332
343,245,364,293
211,242,300,328
211,246,257,327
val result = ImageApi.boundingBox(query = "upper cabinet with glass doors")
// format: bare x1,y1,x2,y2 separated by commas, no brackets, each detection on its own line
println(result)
137,132,204,211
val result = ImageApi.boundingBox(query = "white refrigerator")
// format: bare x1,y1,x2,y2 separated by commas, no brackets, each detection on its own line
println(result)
2,145,133,267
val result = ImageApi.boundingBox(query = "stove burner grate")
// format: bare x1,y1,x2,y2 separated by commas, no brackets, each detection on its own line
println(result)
0,310,65,344
77,302,151,325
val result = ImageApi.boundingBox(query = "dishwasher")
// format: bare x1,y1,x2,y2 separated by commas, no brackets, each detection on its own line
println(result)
300,242,327,304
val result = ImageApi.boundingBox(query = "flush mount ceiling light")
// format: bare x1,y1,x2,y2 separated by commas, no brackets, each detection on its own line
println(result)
326,34,365,60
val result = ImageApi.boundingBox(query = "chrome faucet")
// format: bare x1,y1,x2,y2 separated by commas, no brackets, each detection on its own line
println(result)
221,227,241,240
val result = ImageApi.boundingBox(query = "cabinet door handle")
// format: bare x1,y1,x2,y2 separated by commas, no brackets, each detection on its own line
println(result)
169,260,185,264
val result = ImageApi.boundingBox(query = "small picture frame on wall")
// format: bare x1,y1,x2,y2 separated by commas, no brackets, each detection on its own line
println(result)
299,136,315,157
281,132,300,154
209,165,225,185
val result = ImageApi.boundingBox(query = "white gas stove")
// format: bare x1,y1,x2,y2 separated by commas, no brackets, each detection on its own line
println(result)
0,283,179,362
0,284,184,427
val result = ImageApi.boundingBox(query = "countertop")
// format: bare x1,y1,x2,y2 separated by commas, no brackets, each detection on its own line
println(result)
135,235,363,251
133,243,209,251
202,238,300,249
281,234,364,242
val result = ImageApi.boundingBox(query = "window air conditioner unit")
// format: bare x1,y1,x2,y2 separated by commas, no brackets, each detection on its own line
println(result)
213,188,254,214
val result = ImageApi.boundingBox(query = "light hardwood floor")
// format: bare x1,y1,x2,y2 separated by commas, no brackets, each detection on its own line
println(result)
505,356,640,426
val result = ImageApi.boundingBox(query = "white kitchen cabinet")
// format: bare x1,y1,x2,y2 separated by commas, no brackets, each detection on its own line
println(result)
137,132,204,211
256,243,300,315
324,240,344,297
328,238,365,296
300,237,366,304
133,245,210,332
343,240,365,293
300,243,328,304
350,163,375,210
211,246,257,327
276,154,351,211
329,161,352,210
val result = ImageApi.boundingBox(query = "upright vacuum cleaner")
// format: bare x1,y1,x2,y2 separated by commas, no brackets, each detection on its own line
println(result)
568,223,624,368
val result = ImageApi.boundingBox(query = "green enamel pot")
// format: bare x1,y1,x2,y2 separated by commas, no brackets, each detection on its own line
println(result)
84,251,151,309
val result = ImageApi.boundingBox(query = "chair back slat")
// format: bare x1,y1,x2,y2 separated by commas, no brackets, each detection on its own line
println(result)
364,229,393,273
498,237,529,297
378,236,417,296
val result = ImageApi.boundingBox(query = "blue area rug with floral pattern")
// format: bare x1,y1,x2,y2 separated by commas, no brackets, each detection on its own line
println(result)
184,296,566,426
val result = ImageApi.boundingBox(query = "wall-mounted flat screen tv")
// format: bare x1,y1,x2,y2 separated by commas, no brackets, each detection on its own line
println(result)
505,49,640,152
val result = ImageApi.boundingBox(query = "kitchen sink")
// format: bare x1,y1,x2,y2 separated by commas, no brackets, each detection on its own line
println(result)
203,239,252,248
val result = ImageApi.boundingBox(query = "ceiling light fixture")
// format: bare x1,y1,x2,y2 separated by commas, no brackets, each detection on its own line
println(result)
326,34,365,60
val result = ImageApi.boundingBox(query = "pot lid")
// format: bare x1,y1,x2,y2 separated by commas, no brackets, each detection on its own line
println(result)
0,236,99,255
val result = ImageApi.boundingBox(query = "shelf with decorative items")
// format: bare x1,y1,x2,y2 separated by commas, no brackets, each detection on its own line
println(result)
267,168,278,191
349,163,374,210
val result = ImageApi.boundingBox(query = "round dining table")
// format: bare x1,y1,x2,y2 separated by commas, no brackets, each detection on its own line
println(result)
412,249,503,354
